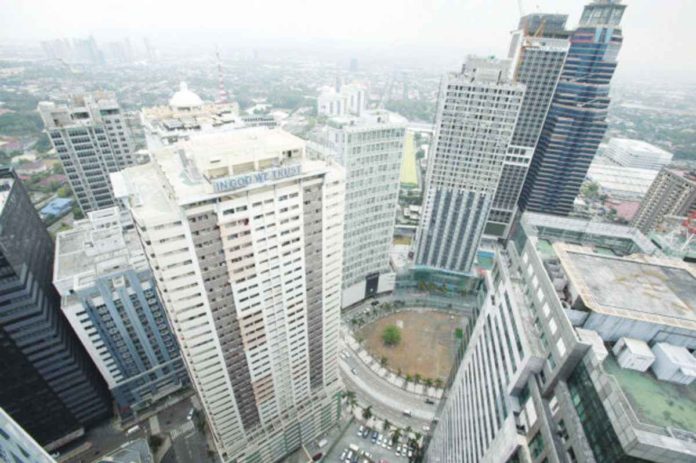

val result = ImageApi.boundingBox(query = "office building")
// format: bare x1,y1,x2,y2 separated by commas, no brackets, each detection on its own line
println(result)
38,91,140,214
415,56,524,273
0,407,56,463
317,83,366,117
426,212,696,463
604,138,673,171
632,168,696,234
113,128,345,462
520,0,627,216
309,110,405,307
53,208,189,420
0,168,111,450
142,82,243,149
487,16,569,237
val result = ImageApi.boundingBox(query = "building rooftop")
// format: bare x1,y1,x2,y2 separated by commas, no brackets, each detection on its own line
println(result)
115,128,337,221
603,354,696,433
328,109,407,130
96,438,153,463
142,84,242,146
554,243,696,330
522,212,657,255
54,207,148,296
587,160,658,198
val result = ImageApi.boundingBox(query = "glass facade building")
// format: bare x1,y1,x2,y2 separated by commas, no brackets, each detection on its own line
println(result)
520,0,626,216
0,168,111,450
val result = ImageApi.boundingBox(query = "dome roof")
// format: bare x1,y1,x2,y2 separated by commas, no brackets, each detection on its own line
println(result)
169,82,203,109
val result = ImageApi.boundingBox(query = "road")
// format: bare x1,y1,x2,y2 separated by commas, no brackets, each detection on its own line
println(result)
339,347,435,430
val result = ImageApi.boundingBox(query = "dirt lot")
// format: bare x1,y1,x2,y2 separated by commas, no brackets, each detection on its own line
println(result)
359,310,463,381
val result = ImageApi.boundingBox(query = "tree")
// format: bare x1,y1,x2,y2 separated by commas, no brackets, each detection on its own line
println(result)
404,426,413,438
434,378,444,389
405,374,413,382
391,429,402,446
362,406,373,421
383,419,391,432
455,328,464,339
380,356,388,367
424,378,433,387
414,374,422,384
382,325,402,347
148,434,164,452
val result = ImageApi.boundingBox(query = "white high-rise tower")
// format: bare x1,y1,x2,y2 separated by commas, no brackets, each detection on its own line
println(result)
113,128,344,463
415,56,524,273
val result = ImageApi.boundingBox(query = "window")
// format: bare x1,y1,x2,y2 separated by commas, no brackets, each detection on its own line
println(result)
529,432,544,459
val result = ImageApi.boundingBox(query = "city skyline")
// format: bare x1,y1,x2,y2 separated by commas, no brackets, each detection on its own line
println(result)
2,1,696,81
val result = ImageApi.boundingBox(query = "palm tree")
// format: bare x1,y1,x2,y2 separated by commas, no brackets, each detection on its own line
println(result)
383,419,391,432
362,405,372,421
380,356,388,367
391,429,401,446
434,378,444,389
424,378,433,388
404,426,413,438
414,374,422,384
405,374,413,383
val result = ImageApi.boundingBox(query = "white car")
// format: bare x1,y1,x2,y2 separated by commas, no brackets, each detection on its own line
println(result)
395,445,401,456
357,425,364,436
187,408,195,420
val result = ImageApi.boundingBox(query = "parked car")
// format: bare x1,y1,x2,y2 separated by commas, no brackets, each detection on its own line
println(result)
371,430,378,444
362,427,370,438
340,449,347,461
358,425,364,437
395,445,401,456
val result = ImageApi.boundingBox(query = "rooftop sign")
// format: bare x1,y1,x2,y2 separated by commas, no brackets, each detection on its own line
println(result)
212,164,302,193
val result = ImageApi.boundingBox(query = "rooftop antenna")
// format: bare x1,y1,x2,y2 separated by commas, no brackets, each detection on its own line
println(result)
215,46,228,104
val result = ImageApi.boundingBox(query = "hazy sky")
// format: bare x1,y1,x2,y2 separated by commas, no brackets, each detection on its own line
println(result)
2,0,695,79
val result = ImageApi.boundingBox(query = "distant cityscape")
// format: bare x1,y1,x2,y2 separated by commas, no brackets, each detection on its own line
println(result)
1,1,695,463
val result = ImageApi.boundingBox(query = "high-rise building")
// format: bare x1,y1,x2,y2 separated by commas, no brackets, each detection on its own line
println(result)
486,16,570,237
631,168,696,234
112,128,345,462
317,83,366,117
0,168,111,450
38,91,140,214
142,83,243,149
415,56,524,273
604,137,674,171
426,212,696,462
519,0,627,216
308,110,405,307
0,407,56,463
53,207,190,420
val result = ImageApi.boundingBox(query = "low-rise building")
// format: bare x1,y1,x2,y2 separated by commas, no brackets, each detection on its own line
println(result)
604,138,673,171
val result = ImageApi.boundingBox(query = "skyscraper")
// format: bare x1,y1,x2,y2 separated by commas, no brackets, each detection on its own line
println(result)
113,128,345,462
486,15,570,237
415,56,524,273
53,207,190,421
519,0,626,216
426,213,696,462
631,168,696,234
308,110,405,307
38,91,140,214
0,168,111,450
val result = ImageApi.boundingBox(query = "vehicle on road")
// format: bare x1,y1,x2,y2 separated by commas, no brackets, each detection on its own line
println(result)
126,425,140,435
424,398,435,405
187,408,195,420
402,410,412,417
422,424,430,432
351,368,358,375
